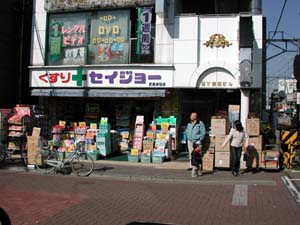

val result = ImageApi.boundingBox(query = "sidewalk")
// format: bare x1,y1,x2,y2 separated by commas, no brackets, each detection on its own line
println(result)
2,156,284,185
88,159,281,185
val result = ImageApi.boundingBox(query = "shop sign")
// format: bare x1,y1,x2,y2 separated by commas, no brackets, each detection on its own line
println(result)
48,13,87,65
200,81,233,88
136,7,152,55
89,10,130,64
30,68,173,88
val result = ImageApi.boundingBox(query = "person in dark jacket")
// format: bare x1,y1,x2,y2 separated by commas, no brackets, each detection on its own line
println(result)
191,143,202,177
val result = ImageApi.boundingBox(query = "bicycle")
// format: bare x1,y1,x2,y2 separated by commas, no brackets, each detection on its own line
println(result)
34,140,94,176
0,141,28,167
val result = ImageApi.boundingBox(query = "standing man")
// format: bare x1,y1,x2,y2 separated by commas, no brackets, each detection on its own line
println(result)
186,112,206,170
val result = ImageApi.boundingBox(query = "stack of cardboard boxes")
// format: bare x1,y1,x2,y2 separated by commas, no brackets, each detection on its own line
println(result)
211,117,230,169
27,127,43,166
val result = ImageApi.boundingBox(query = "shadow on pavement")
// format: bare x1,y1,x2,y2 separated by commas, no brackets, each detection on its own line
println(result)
127,222,186,225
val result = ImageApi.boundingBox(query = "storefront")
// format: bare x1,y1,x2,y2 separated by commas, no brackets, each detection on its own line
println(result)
28,0,265,165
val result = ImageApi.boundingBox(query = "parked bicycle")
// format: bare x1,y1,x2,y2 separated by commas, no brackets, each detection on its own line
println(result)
35,140,94,176
0,140,28,167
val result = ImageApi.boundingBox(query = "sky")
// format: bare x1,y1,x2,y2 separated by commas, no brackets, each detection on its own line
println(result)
262,0,300,96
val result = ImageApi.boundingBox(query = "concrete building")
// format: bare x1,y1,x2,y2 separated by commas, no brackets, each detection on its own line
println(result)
29,0,265,143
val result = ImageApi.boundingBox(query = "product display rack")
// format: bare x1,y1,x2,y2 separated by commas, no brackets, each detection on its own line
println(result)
7,115,32,166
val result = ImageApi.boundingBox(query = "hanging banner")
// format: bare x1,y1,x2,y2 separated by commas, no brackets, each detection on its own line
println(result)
140,7,152,55
48,22,62,64
136,7,152,55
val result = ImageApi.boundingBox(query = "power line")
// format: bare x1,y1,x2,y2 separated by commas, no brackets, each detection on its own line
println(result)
267,0,288,48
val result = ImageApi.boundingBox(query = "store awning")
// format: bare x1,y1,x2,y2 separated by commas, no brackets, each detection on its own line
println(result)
31,89,166,98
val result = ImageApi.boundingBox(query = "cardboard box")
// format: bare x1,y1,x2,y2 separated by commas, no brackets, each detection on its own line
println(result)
146,131,156,139
211,118,228,135
202,153,214,171
246,118,260,136
32,127,41,136
142,140,154,151
214,135,230,152
214,151,230,168
264,161,279,169
27,136,42,145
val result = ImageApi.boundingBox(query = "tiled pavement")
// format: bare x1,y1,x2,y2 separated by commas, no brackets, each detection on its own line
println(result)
1,159,300,225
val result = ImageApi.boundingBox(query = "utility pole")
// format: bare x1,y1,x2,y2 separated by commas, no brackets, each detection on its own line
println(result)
295,39,300,118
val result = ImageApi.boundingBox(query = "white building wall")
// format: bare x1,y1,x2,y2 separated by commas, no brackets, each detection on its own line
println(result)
172,16,199,87
251,15,263,88
172,16,241,88
154,0,175,64
31,0,47,66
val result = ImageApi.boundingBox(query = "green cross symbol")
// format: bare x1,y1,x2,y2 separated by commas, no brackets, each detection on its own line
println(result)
72,68,87,86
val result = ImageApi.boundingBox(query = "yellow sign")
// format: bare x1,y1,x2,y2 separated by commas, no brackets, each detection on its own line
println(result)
131,148,139,155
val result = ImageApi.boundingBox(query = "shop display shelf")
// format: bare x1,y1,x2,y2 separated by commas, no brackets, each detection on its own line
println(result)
141,154,152,163
128,154,140,163
152,155,165,164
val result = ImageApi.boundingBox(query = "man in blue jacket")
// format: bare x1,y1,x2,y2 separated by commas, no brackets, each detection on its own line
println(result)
186,112,206,171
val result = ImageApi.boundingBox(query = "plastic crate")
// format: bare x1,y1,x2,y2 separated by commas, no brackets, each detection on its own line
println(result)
141,154,152,163
152,155,165,164
89,153,99,161
128,154,140,163
57,152,65,160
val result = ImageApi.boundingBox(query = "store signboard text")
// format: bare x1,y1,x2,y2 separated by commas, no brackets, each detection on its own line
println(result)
31,69,173,88
200,81,233,87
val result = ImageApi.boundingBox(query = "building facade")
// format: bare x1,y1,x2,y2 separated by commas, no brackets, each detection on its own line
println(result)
29,0,265,144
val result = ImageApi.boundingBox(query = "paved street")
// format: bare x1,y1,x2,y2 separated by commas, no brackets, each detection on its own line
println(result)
1,161,300,225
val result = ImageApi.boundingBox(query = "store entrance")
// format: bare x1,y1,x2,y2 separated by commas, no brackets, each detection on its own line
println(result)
179,89,240,128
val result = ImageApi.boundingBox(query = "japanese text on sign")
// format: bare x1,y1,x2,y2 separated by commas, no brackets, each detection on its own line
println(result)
38,70,166,87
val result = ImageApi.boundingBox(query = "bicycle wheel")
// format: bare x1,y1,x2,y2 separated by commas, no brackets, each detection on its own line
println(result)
0,144,7,166
71,153,94,176
35,150,57,174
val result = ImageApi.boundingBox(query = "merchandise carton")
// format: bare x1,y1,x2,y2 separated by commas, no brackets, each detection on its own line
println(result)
146,131,156,139
246,118,260,136
27,136,42,146
214,151,230,168
202,153,214,171
211,118,228,136
142,139,154,151
214,135,230,152
264,161,279,169
32,127,41,136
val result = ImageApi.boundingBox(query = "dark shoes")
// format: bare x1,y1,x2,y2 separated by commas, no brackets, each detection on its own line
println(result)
231,171,239,176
